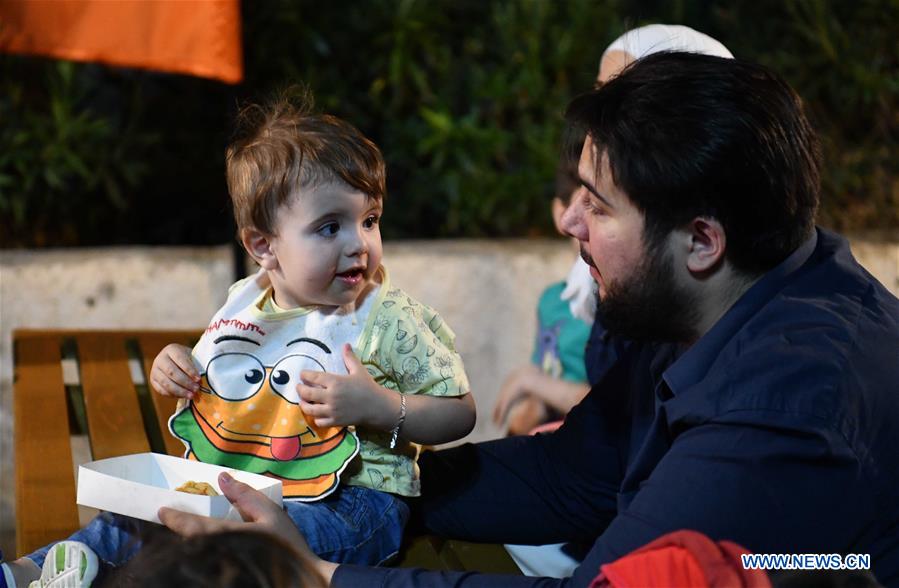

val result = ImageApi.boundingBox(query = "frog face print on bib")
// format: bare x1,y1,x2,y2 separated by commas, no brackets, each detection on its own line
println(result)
170,332,359,501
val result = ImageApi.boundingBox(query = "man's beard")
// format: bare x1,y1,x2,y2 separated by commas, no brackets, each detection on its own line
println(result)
594,244,699,343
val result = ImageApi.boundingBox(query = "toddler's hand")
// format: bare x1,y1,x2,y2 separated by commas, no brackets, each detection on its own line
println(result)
297,344,389,428
150,343,200,400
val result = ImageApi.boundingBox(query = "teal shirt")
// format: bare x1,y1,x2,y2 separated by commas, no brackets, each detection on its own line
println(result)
530,281,591,383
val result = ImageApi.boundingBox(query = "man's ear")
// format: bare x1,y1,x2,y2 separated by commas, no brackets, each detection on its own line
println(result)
685,217,726,274
240,228,278,270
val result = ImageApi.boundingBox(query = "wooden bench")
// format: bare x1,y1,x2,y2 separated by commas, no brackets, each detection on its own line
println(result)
13,329,196,556
12,329,520,574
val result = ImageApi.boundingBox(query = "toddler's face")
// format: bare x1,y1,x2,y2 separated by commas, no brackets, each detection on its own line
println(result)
267,182,383,308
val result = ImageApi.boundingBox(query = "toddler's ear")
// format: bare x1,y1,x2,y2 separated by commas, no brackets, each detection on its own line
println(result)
241,228,278,270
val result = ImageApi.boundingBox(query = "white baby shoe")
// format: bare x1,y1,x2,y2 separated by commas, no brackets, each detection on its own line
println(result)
28,542,98,588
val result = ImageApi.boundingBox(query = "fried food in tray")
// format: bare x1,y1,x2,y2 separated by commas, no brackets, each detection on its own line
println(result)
175,480,219,496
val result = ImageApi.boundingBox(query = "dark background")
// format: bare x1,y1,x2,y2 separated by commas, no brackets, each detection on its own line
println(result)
1,0,896,248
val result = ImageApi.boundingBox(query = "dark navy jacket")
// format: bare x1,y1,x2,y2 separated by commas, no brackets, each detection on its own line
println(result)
334,228,899,587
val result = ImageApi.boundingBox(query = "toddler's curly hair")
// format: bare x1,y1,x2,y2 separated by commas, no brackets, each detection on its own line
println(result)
226,86,385,235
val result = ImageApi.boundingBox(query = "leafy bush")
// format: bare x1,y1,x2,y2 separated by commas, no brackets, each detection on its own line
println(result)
241,0,624,239
0,60,155,245
0,0,895,247
710,0,899,233
0,56,237,247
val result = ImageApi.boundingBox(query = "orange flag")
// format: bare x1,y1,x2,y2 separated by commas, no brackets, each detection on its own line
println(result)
0,0,243,84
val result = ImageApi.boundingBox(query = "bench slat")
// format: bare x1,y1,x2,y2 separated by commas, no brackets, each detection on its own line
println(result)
77,333,150,459
136,332,195,457
13,334,80,556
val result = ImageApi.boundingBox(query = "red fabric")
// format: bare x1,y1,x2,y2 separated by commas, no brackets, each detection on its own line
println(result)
0,0,242,83
590,530,771,588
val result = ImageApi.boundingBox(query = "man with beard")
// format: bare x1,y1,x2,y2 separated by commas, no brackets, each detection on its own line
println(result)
159,52,899,587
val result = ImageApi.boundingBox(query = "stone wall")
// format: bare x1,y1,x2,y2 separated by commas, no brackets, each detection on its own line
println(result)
1,236,896,556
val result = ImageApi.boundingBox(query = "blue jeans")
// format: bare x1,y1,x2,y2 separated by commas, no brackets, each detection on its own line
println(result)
26,485,409,569
285,485,409,564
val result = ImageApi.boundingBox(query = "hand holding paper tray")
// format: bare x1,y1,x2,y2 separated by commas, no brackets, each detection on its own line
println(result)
76,452,282,524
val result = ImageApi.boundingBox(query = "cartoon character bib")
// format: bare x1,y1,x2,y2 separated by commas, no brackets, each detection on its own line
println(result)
169,271,371,501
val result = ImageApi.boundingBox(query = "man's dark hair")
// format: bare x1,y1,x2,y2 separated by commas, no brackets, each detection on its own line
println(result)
566,52,821,275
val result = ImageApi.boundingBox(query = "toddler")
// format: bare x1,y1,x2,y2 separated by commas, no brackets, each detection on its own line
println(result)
1,90,474,587
153,90,475,564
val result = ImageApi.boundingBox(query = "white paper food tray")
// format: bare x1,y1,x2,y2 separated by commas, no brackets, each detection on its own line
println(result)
76,452,282,524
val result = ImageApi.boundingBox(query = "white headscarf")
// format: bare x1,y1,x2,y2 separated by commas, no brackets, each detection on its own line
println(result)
602,23,733,63
561,24,732,324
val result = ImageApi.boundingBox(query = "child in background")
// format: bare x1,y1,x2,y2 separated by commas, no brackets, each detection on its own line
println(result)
492,158,592,436
1,89,474,587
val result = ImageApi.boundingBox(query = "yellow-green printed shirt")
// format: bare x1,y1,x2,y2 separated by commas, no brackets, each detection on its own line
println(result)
262,267,470,497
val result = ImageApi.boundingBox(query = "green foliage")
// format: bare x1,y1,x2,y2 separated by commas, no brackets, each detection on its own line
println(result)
242,0,625,238
710,0,899,232
0,59,156,245
0,0,896,247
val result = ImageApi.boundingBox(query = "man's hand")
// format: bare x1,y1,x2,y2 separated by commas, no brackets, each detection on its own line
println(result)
160,472,301,541
159,472,338,583
150,343,200,400
297,344,394,429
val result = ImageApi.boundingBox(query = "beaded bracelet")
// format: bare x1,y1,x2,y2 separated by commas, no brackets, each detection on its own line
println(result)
388,393,407,449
